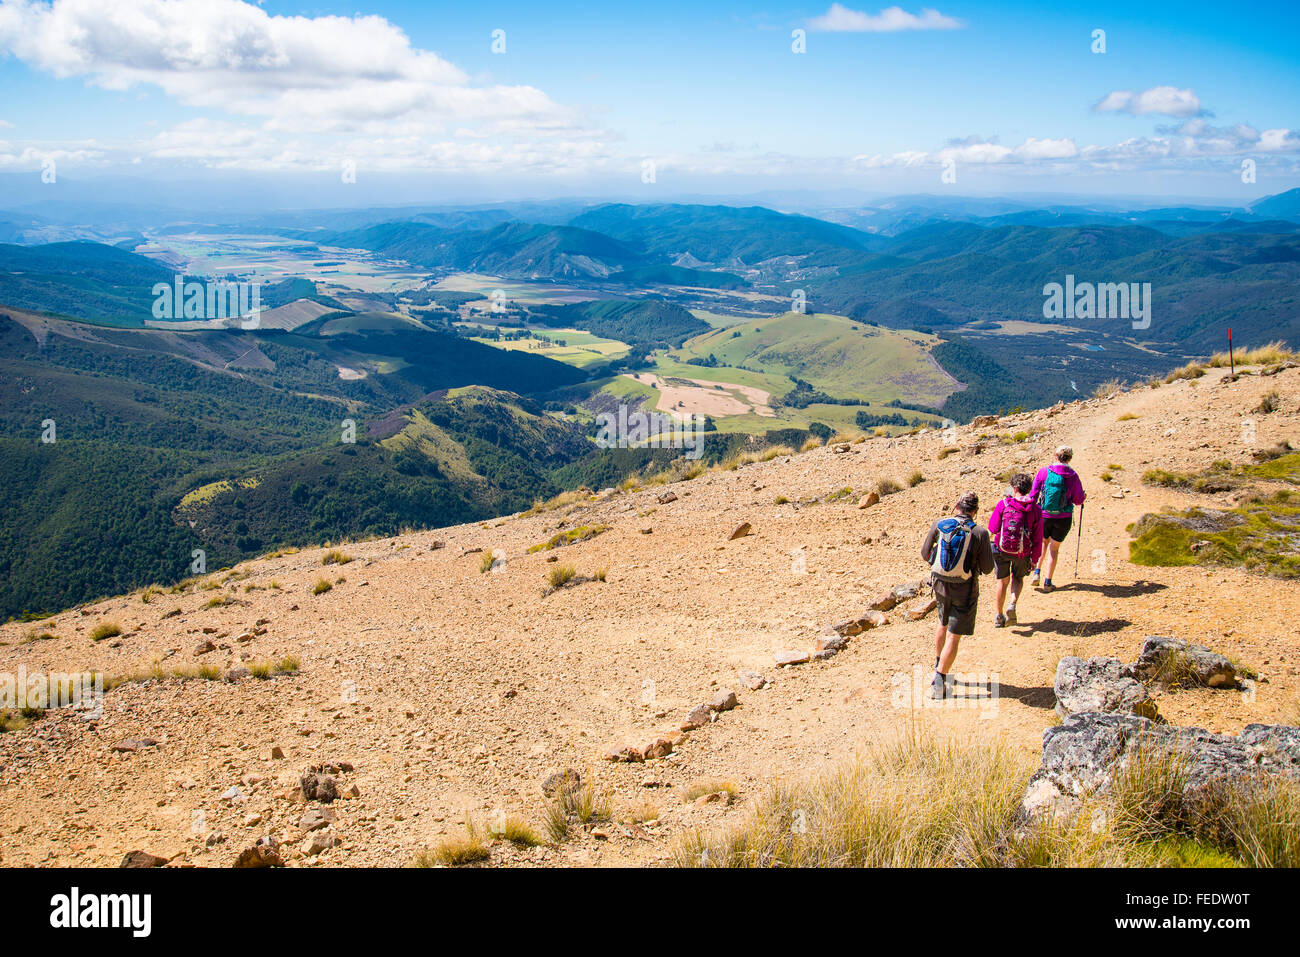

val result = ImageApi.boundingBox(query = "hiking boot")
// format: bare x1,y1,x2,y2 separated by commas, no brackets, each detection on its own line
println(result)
928,673,950,700
1031,568,1041,585
994,613,1007,628
1042,579,1054,592
1005,606,1017,625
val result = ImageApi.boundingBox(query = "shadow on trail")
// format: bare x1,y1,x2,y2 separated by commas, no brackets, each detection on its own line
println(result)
994,682,1055,710
1053,580,1167,598
1012,617,1131,636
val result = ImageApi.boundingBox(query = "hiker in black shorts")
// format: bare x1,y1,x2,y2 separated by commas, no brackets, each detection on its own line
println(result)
920,491,994,699
1029,445,1087,590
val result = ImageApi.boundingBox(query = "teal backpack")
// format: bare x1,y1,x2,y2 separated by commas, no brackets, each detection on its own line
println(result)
1041,469,1072,514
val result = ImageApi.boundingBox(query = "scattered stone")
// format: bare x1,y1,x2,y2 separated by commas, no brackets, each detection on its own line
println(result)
857,492,880,509
893,581,923,601
694,790,733,806
862,609,890,628
728,522,752,540
832,443,851,453
906,598,938,621
1053,657,1160,721
220,786,247,803
111,738,158,753
225,667,251,682
1021,712,1300,821
815,630,849,654
773,649,810,667
301,830,339,857
541,768,582,798
737,670,768,691
193,640,215,656
681,703,712,731
300,807,337,832
605,745,645,763
119,850,167,868
268,745,284,760
657,491,678,504
831,618,864,637
971,415,999,427
643,737,675,760
233,836,283,868
300,770,339,803
236,632,256,644
709,690,738,713
1131,636,1237,688
868,592,898,612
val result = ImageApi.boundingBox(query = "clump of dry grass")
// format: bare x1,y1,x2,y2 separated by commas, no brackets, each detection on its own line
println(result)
1093,379,1124,399
89,621,122,642
1165,361,1206,383
672,729,1300,868
416,818,490,867
544,778,613,842
321,549,353,566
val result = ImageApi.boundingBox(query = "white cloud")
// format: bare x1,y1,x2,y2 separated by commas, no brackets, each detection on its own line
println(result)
0,0,586,138
1093,86,1202,117
807,4,963,32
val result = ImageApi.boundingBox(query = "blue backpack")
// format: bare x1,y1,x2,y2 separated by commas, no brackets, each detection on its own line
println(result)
930,517,975,581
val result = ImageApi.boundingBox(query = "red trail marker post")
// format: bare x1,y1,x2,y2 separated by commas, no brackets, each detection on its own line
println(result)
1229,328,1235,379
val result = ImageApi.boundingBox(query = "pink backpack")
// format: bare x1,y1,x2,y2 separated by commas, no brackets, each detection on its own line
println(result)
995,496,1032,556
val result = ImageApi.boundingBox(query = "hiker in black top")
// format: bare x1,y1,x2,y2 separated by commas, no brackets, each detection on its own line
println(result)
919,491,995,699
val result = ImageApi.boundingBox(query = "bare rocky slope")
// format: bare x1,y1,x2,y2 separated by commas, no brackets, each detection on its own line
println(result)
1,364,1296,867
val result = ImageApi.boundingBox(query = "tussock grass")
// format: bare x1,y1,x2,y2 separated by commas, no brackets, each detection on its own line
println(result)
544,778,613,842
875,478,903,497
416,819,490,867
525,487,596,516
800,437,823,452
492,815,546,848
1254,390,1281,414
527,524,609,553
1164,361,1206,383
546,564,577,589
936,445,961,460
673,730,1300,868
479,552,498,574
1209,341,1295,368
321,549,353,566
683,778,740,803
906,470,925,488
89,622,121,642
1093,379,1124,399
1117,412,1139,421
760,445,796,462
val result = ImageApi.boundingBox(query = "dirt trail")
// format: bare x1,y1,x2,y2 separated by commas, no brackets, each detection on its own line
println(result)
0,366,1295,867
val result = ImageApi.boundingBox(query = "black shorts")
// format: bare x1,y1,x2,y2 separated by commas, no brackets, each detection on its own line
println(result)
993,550,1031,581
1043,516,1073,543
931,578,978,636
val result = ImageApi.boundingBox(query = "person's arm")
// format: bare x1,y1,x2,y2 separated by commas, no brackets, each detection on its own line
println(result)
1030,467,1047,503
987,499,1003,538
1030,506,1044,565
976,528,995,575
920,523,938,565
1071,470,1087,506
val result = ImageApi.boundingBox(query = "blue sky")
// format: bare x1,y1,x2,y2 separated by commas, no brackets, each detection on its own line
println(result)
0,0,1297,203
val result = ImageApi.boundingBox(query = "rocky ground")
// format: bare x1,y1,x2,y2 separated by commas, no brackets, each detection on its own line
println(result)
1,364,1296,867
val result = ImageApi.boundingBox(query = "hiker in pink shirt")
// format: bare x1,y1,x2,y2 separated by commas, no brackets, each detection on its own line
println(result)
1029,445,1087,590
987,473,1043,627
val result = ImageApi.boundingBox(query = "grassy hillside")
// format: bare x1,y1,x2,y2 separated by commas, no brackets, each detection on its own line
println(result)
672,312,957,407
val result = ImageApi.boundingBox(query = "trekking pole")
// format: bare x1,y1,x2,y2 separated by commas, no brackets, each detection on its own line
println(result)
1073,503,1084,578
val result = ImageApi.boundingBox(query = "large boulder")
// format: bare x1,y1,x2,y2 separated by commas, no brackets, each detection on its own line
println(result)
1021,712,1300,820
1053,656,1160,721
1131,636,1237,688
